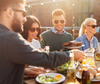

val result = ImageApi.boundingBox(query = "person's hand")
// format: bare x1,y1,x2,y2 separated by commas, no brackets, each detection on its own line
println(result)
73,50,85,61
25,67,49,77
39,48,44,51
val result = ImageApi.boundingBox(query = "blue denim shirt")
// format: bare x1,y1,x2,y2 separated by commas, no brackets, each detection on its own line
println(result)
75,34,98,51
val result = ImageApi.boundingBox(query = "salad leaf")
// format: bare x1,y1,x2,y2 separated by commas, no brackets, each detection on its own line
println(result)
38,75,57,83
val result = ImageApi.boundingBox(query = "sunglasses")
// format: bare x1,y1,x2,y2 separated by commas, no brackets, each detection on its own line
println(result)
87,25,98,28
3,8,27,17
54,20,65,24
29,27,40,32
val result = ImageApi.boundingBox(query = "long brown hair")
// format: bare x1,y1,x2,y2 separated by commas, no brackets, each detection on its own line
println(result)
21,15,41,41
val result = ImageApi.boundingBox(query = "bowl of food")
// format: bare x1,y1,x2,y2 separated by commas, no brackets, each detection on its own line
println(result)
56,63,69,76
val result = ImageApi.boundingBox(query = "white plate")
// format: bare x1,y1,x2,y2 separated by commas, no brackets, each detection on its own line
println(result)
36,73,65,84
63,45,85,49
76,72,100,82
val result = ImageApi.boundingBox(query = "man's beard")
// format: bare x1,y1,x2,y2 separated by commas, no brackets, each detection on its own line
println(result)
11,13,23,33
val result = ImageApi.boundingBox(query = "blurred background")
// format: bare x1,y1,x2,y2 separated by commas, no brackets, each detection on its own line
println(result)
25,0,100,39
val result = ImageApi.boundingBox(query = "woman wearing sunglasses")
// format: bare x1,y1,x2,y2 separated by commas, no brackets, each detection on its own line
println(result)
75,18,98,51
21,15,48,77
21,15,41,49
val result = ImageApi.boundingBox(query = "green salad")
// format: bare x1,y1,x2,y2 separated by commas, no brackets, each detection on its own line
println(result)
38,75,57,83
56,61,74,75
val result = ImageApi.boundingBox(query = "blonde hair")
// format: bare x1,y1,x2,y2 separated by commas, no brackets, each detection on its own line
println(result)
79,18,96,36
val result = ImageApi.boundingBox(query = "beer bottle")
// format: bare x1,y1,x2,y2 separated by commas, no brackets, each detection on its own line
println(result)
81,68,91,84
67,51,76,84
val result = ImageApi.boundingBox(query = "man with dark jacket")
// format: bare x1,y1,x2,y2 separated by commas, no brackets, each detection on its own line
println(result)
0,0,84,84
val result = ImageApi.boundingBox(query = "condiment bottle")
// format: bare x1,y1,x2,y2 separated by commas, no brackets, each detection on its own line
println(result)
81,67,91,84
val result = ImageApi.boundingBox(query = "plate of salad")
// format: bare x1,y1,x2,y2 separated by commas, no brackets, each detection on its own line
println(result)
36,73,65,83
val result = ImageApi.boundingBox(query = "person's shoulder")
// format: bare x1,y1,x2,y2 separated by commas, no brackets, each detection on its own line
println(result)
64,32,72,36
7,32,23,41
4,30,20,38
75,34,85,41
41,29,52,36
94,36,98,41
76,34,85,39
5,31,26,47
3,29,23,40
1,30,20,44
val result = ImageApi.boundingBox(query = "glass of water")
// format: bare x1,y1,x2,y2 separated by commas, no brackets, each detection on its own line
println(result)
45,46,49,55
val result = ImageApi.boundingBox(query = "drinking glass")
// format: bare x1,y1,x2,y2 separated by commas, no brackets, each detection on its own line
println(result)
44,46,49,55
95,43,100,67
83,48,95,66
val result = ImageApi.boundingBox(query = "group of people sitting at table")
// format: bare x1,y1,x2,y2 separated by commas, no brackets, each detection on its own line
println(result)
0,0,98,84
20,8,98,77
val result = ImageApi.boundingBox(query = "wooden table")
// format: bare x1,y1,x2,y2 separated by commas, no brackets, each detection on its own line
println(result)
24,68,100,84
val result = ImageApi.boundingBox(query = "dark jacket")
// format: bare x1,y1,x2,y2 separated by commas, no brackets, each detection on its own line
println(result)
0,24,70,84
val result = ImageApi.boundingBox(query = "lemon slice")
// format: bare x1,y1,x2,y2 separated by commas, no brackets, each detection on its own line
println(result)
54,75,62,81
82,59,94,65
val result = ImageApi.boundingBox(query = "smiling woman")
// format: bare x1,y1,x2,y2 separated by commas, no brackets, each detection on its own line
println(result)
21,15,41,49
20,15,50,77
75,18,98,51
